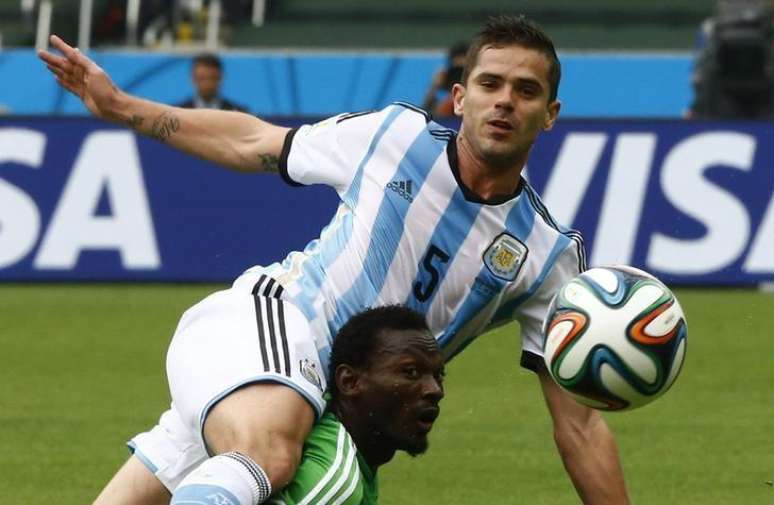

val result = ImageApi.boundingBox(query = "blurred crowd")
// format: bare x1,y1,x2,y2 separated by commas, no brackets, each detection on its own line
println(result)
94,0,256,46
5,0,257,48
689,0,774,119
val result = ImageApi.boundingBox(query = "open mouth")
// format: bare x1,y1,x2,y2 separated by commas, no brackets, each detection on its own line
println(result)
416,406,440,431
487,119,514,134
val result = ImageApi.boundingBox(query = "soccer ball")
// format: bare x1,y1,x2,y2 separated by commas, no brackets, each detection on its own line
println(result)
542,265,687,411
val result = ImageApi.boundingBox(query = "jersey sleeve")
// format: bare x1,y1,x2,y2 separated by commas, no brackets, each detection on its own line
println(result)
269,418,366,505
515,236,586,373
278,107,394,196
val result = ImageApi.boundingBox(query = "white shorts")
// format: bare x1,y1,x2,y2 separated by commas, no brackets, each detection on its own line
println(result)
129,273,327,491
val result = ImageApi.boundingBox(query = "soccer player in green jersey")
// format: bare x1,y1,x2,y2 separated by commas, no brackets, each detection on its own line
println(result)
274,305,444,504
175,305,443,505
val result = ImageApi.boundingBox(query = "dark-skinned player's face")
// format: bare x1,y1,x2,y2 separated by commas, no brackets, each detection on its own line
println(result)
357,328,445,456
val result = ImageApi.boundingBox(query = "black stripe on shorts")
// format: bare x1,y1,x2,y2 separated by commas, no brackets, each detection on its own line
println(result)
251,275,290,376
265,298,282,374
253,298,270,373
277,300,291,377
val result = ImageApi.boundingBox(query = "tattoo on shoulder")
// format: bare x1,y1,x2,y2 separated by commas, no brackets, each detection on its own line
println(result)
259,153,279,173
127,115,144,129
150,112,180,143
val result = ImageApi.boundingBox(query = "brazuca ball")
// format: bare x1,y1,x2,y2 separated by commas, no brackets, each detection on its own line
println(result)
542,265,687,411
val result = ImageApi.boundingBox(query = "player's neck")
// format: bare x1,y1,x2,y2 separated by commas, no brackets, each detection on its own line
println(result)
456,133,526,200
333,402,396,470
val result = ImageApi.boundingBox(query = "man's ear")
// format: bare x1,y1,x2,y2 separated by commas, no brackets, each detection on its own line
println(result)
543,100,561,131
452,83,466,117
334,364,361,398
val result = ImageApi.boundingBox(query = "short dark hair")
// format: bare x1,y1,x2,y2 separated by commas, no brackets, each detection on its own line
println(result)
192,53,222,71
462,15,561,102
328,305,430,401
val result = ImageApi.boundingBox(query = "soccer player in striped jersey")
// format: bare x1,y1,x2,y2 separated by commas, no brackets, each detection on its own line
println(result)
41,14,630,505
268,305,444,505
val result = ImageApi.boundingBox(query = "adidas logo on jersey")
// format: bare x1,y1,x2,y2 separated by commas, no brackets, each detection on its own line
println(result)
386,179,414,202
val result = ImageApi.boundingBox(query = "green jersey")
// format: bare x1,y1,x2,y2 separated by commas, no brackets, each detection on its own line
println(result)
268,412,378,505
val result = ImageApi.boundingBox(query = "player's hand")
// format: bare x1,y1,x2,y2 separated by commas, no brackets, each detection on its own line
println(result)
37,35,121,119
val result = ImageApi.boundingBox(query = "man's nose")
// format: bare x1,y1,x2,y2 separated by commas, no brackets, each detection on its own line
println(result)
423,375,444,402
494,86,515,110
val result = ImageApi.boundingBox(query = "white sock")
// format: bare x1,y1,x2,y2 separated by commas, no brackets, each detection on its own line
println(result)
171,452,272,505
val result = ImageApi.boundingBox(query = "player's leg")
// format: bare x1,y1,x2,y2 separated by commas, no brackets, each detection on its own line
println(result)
202,382,315,489
171,384,315,504
167,284,326,505
92,455,170,505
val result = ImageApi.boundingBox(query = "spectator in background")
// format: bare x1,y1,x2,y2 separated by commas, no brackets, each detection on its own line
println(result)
422,42,468,118
688,0,774,119
179,53,247,112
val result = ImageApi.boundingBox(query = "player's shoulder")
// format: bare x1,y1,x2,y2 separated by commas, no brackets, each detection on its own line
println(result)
388,101,433,121
332,102,454,136
389,102,455,132
520,180,587,270
521,180,582,237
275,413,366,504
330,102,423,128
313,102,453,166
374,102,456,147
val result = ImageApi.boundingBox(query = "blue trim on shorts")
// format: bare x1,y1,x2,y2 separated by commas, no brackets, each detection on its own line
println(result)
127,440,160,474
198,375,326,457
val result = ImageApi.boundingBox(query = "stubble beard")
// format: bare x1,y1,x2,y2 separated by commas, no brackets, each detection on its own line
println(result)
477,136,529,172
404,436,429,457
459,120,528,172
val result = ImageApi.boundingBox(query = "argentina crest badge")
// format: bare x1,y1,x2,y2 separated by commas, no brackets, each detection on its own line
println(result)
483,233,528,281
299,358,323,393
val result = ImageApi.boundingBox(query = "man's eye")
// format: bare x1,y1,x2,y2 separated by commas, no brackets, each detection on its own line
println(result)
520,87,538,97
404,367,420,379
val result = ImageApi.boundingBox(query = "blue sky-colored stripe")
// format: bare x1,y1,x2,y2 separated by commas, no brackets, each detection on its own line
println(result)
319,208,354,269
341,105,404,207
490,234,571,326
291,254,328,321
445,234,570,360
438,195,538,350
127,441,159,474
289,107,403,320
331,125,445,331
404,187,482,312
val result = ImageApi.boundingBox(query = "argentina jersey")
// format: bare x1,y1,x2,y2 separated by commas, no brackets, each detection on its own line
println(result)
257,102,586,375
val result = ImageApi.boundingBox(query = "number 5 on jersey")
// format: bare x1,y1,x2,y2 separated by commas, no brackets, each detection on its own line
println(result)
413,245,450,302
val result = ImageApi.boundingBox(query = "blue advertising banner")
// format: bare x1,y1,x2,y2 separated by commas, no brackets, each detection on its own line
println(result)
1,116,773,284
0,117,338,281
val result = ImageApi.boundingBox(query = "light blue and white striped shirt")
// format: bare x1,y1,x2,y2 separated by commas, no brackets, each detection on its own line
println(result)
240,103,585,375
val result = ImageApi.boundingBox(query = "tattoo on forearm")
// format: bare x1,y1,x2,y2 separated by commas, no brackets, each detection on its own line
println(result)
259,153,279,172
127,115,144,129
150,112,180,142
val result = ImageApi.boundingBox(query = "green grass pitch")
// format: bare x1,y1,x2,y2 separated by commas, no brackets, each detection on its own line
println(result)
1,284,772,504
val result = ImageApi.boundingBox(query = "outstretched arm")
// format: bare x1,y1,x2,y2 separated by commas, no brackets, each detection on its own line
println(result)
38,35,287,173
537,368,631,505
